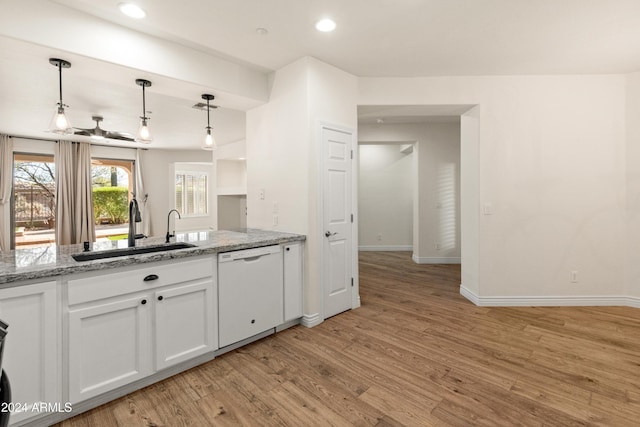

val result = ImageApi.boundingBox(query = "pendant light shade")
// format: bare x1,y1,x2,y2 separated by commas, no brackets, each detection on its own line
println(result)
135,79,152,144
201,94,217,150
48,58,73,134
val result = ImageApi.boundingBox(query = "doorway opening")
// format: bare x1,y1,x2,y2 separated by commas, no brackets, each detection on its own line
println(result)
356,104,479,297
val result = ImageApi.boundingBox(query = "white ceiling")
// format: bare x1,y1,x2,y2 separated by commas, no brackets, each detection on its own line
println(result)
51,0,640,77
2,0,640,148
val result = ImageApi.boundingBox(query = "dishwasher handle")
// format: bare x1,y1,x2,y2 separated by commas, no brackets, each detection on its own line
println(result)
218,245,281,263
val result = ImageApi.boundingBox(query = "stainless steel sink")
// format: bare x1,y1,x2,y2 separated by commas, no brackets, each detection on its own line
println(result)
71,242,196,262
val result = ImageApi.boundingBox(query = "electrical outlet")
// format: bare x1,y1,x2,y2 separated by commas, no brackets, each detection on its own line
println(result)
436,243,441,250
570,270,578,283
273,215,278,226
376,234,382,241
259,188,265,200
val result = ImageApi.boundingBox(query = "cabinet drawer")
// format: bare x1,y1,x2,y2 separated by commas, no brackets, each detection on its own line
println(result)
68,257,214,305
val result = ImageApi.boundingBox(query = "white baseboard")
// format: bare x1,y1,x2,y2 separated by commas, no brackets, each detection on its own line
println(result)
301,312,323,328
359,245,412,251
460,285,640,308
412,254,461,264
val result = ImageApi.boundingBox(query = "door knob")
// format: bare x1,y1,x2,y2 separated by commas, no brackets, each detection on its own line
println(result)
325,231,338,237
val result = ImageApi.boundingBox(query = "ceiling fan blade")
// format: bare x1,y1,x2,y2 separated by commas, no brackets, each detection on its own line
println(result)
73,128,92,136
105,131,135,141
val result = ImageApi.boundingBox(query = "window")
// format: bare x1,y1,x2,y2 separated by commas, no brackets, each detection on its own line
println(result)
175,171,208,216
13,153,56,247
91,159,134,240
11,150,136,247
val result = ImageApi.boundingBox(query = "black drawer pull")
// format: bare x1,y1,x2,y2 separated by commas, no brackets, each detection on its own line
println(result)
157,295,164,301
141,299,147,305
251,319,255,324
143,274,159,282
286,247,290,251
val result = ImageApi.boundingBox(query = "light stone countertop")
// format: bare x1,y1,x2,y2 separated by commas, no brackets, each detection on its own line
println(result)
0,228,306,286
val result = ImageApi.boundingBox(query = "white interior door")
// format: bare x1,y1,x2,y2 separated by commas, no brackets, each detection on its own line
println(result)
322,124,354,319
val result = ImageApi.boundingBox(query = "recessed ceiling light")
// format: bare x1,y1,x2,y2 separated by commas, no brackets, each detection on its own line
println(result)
315,18,336,32
119,3,146,19
255,27,269,36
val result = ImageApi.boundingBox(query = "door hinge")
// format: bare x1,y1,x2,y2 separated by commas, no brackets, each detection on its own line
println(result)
350,150,353,159
351,277,354,287
351,213,354,223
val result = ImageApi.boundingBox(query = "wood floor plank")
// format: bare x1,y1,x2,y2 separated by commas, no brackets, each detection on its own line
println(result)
54,251,640,426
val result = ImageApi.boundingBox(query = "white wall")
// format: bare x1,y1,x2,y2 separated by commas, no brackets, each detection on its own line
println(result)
141,149,216,237
360,75,627,301
358,144,413,250
217,160,246,194
247,57,358,324
358,123,461,262
218,195,247,230
626,72,640,304
460,107,481,296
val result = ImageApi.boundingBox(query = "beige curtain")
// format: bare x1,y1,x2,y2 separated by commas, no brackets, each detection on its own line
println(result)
135,148,150,236
0,134,13,252
55,141,95,245
75,143,95,242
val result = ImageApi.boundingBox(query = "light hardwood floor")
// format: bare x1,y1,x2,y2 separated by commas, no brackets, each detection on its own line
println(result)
56,251,640,426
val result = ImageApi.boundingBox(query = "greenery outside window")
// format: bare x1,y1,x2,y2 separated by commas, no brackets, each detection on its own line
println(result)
175,171,208,216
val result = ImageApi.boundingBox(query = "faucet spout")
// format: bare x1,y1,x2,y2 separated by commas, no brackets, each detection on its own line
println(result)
128,199,140,248
166,209,181,243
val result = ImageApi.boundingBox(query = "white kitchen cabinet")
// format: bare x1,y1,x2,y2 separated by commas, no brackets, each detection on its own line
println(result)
0,281,58,425
67,257,216,403
68,294,151,403
154,279,216,371
283,242,303,322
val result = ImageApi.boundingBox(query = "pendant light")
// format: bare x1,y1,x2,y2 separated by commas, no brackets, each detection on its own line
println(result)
48,58,73,134
201,94,217,150
135,79,152,143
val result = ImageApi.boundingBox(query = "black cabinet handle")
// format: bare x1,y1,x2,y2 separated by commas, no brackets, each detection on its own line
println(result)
286,247,290,251
143,274,159,282
251,319,255,324
141,299,147,305
157,296,163,301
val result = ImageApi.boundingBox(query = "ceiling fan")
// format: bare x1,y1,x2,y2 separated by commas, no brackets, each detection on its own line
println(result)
74,115,135,142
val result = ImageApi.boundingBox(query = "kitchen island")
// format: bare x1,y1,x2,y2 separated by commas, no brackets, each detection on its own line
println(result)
0,229,305,427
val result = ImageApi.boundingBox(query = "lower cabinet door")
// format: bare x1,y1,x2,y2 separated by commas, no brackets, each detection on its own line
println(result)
68,295,151,403
283,243,303,321
154,279,216,371
0,281,58,425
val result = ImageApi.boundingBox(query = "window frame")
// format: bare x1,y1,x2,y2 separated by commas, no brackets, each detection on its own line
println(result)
174,170,209,218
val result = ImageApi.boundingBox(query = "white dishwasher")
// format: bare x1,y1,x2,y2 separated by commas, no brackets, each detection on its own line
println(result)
218,245,284,347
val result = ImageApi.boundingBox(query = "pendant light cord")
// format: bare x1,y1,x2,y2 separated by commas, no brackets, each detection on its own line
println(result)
141,84,146,120
206,97,211,130
58,62,63,107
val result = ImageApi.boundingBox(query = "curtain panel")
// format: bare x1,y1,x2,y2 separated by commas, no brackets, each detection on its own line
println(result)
55,141,95,245
135,148,150,237
0,134,13,252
